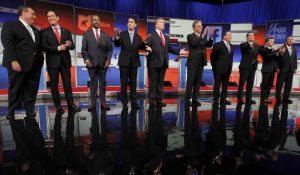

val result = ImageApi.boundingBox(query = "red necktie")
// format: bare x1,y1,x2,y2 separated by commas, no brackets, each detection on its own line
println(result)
54,28,60,44
95,29,100,43
160,31,165,47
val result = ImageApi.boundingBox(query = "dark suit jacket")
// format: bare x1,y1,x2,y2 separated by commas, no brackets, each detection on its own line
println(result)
210,41,234,74
278,45,297,73
146,31,180,68
81,29,113,68
41,26,75,69
186,33,213,67
114,31,145,67
260,46,278,73
239,42,260,70
1,20,44,72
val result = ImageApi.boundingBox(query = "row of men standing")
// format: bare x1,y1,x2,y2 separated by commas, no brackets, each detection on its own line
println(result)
1,6,298,119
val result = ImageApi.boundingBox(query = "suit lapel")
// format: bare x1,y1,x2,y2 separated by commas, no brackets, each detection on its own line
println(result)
48,27,60,45
125,31,132,46
154,31,165,48
89,30,98,45
17,21,36,45
221,41,230,54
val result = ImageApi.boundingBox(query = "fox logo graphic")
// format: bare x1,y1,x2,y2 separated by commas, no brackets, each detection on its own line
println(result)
267,23,287,35
78,15,91,32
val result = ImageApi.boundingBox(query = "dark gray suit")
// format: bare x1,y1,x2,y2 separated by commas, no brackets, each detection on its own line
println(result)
81,29,112,105
146,31,180,105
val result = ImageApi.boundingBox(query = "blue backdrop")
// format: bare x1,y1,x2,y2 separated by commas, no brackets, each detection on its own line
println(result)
46,0,300,25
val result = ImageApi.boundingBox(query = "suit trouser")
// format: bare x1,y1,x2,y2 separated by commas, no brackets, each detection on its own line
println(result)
275,71,294,100
185,65,204,102
7,64,41,113
260,72,275,99
120,66,138,105
87,65,107,105
213,70,231,100
48,63,74,107
148,66,166,105
237,68,256,100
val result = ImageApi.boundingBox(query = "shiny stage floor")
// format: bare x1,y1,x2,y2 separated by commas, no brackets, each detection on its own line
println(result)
1,96,300,175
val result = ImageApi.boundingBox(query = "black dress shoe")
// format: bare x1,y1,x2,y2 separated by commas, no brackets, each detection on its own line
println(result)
247,99,256,104
192,100,201,106
221,99,231,105
68,105,81,112
284,98,293,104
101,103,111,110
262,98,272,104
56,106,65,114
88,105,96,112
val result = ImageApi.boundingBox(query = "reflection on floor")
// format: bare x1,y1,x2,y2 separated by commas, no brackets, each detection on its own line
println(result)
1,96,300,175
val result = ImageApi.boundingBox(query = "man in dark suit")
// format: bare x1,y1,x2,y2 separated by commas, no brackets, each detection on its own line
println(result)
260,37,279,104
1,6,44,119
81,14,112,111
237,32,261,104
145,18,187,107
114,18,147,109
185,21,214,107
275,36,298,104
41,10,80,113
210,31,233,105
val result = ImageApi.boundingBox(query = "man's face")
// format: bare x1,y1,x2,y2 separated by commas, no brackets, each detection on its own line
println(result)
127,18,136,30
92,15,100,28
247,33,255,42
224,32,232,42
193,22,203,34
286,37,294,45
22,8,36,25
266,39,274,47
47,11,59,26
155,19,165,31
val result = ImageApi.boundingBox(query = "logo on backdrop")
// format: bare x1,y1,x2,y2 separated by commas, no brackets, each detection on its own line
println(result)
78,15,91,32
207,26,222,43
267,20,293,44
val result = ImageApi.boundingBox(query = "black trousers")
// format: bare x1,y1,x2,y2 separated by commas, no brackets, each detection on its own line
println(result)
48,63,74,107
185,65,204,102
148,66,166,105
260,72,275,99
275,71,294,100
7,64,41,113
237,68,256,100
213,70,231,100
120,66,138,105
87,65,107,105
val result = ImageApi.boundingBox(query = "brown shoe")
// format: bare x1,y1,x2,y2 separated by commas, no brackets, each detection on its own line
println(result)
101,103,110,110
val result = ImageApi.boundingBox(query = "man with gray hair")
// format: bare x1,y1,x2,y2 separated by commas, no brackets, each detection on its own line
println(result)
185,20,214,107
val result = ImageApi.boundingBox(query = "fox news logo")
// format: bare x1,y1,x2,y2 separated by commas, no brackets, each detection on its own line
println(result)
267,21,293,43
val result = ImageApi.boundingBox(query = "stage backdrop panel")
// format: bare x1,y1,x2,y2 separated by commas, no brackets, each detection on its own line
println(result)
74,8,115,87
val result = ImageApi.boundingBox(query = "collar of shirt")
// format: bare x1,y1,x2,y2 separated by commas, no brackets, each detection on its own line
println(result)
264,45,272,49
92,27,100,33
248,42,254,45
156,29,164,36
286,45,292,49
223,40,230,46
19,18,30,28
51,25,60,30
128,30,134,35
194,32,201,37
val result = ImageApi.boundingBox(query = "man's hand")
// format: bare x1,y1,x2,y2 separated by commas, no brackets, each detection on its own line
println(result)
104,60,110,69
209,27,215,38
201,26,208,38
65,40,72,47
85,60,93,68
114,28,121,38
146,45,152,52
12,60,21,72
59,44,67,51
277,69,280,73
180,48,189,55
